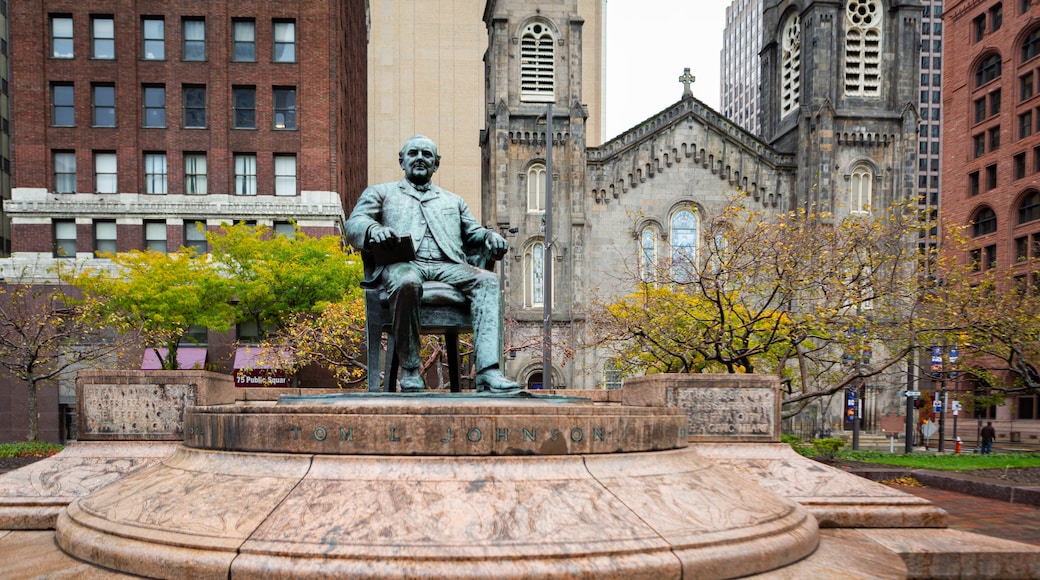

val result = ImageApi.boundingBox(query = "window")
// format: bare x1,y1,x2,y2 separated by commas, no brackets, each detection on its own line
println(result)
844,0,882,96
670,209,698,283
274,155,296,196
986,164,998,190
94,152,117,193
182,18,205,61
524,241,547,306
1018,395,1039,420
527,163,545,212
969,171,979,196
94,220,116,255
233,86,256,128
51,16,73,58
976,54,1002,87
1016,152,1027,179
990,89,1002,115
974,14,986,42
850,165,873,213
184,220,207,254
604,360,623,390
142,17,164,60
519,21,554,102
973,207,997,236
974,97,986,123
1022,111,1034,139
235,154,257,195
53,151,76,193
145,221,167,253
1022,73,1035,101
183,85,206,128
92,84,116,127
974,133,986,158
985,244,997,269
639,226,658,283
144,153,167,194
273,87,296,129
971,247,983,271
273,20,295,62
184,153,207,194
274,221,296,237
233,20,256,62
52,84,74,126
142,85,166,127
991,4,1003,32
92,17,114,59
781,13,801,116
989,126,1001,151
1020,190,1040,223
1024,0,1033,14
1017,236,1029,261
54,220,77,258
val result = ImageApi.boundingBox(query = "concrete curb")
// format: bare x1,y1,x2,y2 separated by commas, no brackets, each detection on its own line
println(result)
847,467,1040,506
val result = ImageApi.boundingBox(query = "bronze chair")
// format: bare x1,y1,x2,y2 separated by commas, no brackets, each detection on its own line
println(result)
362,246,498,392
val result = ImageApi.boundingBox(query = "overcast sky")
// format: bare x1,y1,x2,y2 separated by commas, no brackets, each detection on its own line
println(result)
604,1,728,138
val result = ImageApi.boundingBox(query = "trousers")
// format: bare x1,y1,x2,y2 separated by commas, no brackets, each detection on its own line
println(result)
382,259,502,373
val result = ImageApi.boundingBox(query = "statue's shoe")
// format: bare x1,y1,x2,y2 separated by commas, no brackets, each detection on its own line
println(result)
476,370,521,394
399,369,425,393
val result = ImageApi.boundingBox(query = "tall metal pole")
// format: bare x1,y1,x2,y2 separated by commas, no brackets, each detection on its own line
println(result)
542,103,553,390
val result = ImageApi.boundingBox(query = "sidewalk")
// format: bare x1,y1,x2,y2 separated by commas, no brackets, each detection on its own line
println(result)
894,484,1040,546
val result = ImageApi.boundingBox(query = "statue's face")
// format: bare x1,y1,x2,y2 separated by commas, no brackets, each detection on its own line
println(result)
400,139,439,185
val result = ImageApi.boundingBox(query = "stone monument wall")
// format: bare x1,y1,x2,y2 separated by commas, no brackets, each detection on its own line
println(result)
622,374,782,443
76,370,235,441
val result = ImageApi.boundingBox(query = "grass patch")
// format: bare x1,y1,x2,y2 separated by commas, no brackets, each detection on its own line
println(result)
838,449,1040,471
0,441,64,458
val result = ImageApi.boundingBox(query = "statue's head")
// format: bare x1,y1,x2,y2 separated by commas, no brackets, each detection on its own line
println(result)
399,135,441,185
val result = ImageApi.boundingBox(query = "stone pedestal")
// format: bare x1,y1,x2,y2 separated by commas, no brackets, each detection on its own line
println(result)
56,394,819,579
623,374,781,442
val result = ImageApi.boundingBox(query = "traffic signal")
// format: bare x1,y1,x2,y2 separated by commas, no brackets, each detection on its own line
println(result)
913,399,925,409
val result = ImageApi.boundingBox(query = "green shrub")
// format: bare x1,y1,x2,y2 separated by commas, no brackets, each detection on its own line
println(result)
0,441,64,458
811,437,846,460
781,433,815,457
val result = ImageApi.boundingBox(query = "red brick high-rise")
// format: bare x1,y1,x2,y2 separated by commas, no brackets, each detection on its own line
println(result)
0,0,368,442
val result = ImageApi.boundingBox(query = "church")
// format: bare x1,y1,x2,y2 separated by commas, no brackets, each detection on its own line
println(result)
480,0,923,389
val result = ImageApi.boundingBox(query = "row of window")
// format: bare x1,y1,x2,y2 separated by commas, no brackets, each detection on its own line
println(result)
970,146,1040,198
973,3,1003,43
971,190,1040,238
53,219,297,258
51,151,297,196
51,84,296,131
51,15,295,63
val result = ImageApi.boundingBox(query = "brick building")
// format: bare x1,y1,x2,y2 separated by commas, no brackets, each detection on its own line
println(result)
0,0,368,442
943,0,1040,438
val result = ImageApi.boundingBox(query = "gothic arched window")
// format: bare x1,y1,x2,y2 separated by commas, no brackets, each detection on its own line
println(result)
850,165,874,214
670,209,698,283
1018,190,1040,224
527,163,545,212
520,22,554,102
524,241,555,307
781,13,801,117
639,226,658,283
844,0,882,97
975,53,1002,87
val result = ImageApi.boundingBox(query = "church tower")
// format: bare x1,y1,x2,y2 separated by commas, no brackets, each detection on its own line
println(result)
760,0,922,215
480,1,589,388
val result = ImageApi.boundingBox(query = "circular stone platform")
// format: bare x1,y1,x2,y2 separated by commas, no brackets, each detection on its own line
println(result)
56,395,819,579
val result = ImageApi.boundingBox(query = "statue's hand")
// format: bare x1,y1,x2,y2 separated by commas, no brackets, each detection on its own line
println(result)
369,226,399,246
486,231,509,258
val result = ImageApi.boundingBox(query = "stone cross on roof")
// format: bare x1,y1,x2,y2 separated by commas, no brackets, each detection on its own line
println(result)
679,67,695,98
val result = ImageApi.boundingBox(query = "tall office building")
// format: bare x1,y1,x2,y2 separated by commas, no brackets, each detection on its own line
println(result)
918,0,944,255
721,0,762,136
366,0,605,212
0,0,368,442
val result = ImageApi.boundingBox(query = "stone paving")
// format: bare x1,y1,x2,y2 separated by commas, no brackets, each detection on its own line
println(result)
892,483,1040,546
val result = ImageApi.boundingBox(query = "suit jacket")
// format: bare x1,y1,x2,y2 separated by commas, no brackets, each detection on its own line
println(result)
345,179,491,287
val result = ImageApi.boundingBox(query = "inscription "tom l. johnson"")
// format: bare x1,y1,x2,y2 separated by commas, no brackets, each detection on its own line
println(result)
274,425,688,444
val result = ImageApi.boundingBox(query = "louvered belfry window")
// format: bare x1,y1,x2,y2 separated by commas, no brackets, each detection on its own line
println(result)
520,22,554,102
781,13,801,117
845,0,882,97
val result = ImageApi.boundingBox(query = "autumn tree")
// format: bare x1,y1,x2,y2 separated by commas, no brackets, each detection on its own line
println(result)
594,197,929,415
0,274,127,440
68,248,237,370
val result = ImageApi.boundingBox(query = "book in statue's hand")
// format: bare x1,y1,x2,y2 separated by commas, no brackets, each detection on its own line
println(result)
371,234,416,266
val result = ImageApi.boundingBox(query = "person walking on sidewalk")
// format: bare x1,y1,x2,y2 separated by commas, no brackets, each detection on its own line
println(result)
980,421,996,454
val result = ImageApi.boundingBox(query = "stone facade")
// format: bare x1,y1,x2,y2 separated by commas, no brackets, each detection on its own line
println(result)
482,0,921,391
